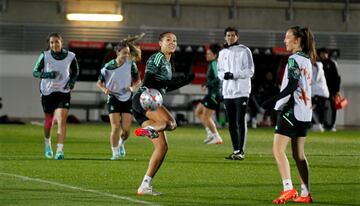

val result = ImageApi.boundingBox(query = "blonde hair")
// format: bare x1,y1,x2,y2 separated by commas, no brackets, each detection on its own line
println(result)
119,33,145,62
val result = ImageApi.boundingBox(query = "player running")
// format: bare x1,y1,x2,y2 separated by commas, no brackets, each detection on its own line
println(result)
97,38,141,160
33,32,79,160
195,44,223,144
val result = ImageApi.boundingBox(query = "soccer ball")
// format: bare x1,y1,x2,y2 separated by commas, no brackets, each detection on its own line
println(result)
139,88,163,111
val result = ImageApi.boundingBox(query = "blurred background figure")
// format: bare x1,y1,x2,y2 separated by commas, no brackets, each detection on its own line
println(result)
195,43,223,144
259,71,279,127
311,60,329,132
318,48,341,132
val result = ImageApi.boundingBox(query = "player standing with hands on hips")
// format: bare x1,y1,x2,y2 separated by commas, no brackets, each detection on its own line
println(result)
132,31,194,195
262,26,316,204
33,32,79,160
217,27,254,160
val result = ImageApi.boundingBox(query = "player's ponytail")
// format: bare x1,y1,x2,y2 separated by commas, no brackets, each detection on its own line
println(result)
290,26,317,64
301,27,317,64
119,33,145,62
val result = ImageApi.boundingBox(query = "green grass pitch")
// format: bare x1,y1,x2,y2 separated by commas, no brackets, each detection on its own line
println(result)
1,123,359,205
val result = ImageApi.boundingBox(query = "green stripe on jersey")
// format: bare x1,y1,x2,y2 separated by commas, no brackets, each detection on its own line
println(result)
154,53,164,66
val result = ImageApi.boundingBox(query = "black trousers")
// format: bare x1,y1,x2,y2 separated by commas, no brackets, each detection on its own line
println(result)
324,95,337,129
224,97,249,153
312,95,328,125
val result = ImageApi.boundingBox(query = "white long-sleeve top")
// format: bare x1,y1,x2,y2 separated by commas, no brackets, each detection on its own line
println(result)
274,52,312,122
311,61,330,98
217,44,254,99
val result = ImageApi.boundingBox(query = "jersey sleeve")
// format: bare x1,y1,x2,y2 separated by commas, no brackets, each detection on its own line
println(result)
287,58,301,80
69,57,80,82
217,50,225,81
234,48,254,79
98,68,106,82
145,52,164,75
33,52,45,78
131,62,140,81
206,61,220,87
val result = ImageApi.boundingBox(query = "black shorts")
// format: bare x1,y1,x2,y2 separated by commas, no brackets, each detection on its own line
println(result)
41,92,71,114
107,95,132,114
132,91,149,126
201,94,220,110
275,108,311,138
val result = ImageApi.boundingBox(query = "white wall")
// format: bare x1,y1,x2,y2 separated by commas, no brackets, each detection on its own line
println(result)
0,52,102,120
0,52,359,125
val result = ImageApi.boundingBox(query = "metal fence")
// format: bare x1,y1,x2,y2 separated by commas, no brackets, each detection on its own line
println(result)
1,23,359,60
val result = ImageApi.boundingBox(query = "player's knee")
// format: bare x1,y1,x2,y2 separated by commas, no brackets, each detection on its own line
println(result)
166,120,177,131
111,126,121,133
292,153,305,162
44,116,54,129
272,147,282,159
122,130,130,139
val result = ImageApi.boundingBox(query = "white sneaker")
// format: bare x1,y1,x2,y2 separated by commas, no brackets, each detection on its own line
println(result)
110,155,120,160
311,124,324,132
251,118,257,128
203,135,213,144
136,186,161,196
206,136,223,144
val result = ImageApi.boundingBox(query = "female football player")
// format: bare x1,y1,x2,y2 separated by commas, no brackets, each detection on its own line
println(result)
262,26,316,204
33,32,79,160
97,39,141,160
132,32,194,195
195,44,223,144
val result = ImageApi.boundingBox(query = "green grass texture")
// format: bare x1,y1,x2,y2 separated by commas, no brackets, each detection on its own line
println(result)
1,123,359,206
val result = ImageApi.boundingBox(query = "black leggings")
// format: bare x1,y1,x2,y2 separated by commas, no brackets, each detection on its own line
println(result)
224,97,248,153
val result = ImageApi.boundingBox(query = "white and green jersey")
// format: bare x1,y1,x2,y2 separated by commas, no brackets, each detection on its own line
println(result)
35,50,76,95
99,59,139,101
274,52,313,122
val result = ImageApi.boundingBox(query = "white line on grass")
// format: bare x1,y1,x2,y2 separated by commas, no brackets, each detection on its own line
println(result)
0,172,159,206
